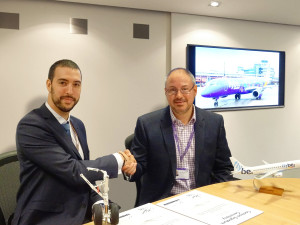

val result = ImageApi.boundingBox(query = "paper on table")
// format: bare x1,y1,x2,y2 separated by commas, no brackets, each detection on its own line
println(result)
157,190,263,225
119,203,204,225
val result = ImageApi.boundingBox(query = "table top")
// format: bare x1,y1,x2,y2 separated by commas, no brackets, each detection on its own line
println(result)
85,178,300,225
196,178,300,225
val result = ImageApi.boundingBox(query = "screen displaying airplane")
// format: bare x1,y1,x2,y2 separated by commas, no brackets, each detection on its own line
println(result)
201,77,270,107
230,157,300,180
187,44,285,111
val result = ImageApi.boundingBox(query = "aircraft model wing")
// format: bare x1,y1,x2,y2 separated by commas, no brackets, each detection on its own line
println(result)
262,160,269,165
255,169,281,179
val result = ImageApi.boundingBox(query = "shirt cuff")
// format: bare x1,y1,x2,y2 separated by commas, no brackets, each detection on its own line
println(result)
113,153,124,174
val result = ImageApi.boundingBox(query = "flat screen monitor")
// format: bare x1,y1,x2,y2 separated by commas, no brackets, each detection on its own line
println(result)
187,44,285,111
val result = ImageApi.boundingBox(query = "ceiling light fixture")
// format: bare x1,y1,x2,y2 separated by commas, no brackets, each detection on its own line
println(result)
209,1,220,7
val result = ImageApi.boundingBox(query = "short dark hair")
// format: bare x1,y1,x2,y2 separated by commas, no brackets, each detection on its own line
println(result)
48,59,81,81
165,67,195,87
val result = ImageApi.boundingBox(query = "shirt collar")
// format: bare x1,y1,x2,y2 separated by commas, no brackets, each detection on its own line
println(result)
170,105,196,126
45,102,70,125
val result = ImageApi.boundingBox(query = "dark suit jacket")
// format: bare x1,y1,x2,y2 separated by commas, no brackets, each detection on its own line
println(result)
130,106,234,206
12,104,118,225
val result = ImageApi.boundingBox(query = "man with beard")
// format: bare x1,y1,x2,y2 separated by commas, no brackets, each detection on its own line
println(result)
128,68,235,206
12,59,136,225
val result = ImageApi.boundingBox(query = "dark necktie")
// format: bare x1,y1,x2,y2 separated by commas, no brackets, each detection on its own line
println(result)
62,122,71,136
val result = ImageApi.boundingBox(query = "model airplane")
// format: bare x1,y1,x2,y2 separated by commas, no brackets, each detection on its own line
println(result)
201,77,270,106
230,157,300,180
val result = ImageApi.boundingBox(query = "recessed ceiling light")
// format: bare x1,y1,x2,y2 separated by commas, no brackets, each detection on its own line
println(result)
210,1,220,7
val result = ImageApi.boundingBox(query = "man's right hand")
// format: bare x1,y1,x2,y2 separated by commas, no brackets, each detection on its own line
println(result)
119,150,137,176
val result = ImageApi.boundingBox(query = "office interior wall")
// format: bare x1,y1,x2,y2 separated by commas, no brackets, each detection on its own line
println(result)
0,0,169,211
171,13,300,178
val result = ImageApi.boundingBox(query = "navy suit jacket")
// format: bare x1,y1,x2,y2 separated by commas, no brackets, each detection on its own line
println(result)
12,104,118,225
130,106,234,206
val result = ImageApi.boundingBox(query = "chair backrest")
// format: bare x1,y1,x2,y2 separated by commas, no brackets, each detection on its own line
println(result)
0,151,20,225
0,207,5,225
124,133,134,150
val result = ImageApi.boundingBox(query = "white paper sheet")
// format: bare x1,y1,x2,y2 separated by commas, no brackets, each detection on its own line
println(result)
156,190,263,225
118,203,204,225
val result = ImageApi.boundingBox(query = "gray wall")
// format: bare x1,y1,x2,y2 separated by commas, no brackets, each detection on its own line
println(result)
0,0,299,212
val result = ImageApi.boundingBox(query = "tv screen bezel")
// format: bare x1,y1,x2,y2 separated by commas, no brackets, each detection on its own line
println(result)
187,44,285,112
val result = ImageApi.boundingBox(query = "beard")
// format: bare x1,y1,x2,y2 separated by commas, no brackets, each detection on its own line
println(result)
51,87,79,112
53,96,78,112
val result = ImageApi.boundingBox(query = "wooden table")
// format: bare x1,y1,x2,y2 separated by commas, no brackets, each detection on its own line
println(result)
197,178,300,225
85,178,300,225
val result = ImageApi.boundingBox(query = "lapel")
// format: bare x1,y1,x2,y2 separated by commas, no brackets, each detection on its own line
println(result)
194,107,205,181
38,104,82,160
70,117,89,160
160,107,177,178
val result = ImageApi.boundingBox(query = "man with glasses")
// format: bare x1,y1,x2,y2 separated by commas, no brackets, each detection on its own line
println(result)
128,68,234,206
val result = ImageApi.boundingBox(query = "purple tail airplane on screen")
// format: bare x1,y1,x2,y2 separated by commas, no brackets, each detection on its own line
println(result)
201,77,269,107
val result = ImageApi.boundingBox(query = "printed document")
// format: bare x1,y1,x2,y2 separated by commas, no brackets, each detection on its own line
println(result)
118,202,203,225
156,190,263,225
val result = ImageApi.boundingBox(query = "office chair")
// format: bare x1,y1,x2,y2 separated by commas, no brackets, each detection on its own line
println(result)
0,207,5,225
0,151,20,225
124,133,142,207
124,133,134,150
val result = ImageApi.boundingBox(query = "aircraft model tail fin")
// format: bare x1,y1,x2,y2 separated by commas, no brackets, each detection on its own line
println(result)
230,157,245,174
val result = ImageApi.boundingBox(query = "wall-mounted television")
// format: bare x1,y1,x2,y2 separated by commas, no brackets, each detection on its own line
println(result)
187,44,285,111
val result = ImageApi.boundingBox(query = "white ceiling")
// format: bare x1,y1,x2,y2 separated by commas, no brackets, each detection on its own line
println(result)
56,0,300,26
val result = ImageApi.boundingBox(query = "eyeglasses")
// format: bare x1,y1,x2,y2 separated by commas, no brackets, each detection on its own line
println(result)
165,84,195,96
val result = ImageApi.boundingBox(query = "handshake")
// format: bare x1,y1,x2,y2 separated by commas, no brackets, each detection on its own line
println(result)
119,150,137,176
